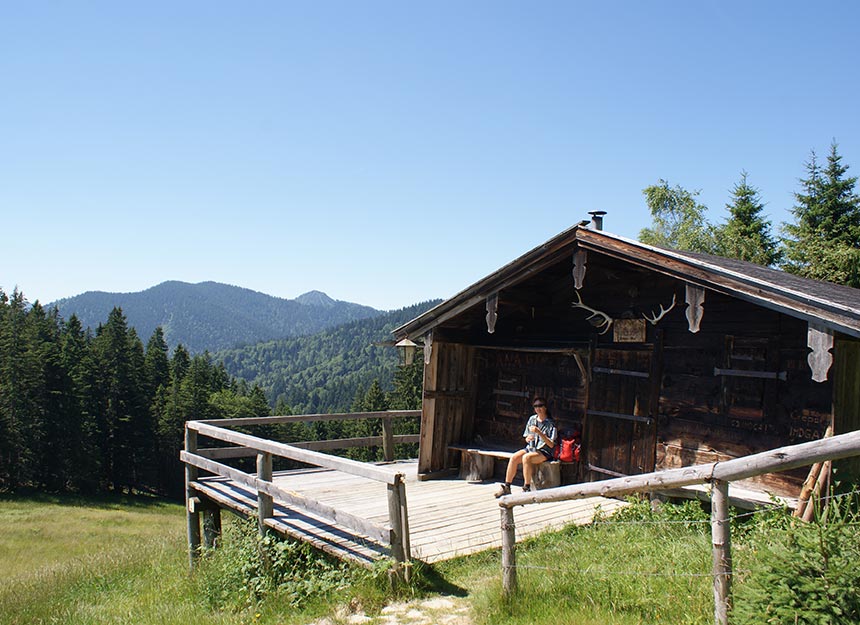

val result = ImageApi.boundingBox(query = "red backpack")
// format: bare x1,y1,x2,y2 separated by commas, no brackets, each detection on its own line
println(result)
554,429,581,462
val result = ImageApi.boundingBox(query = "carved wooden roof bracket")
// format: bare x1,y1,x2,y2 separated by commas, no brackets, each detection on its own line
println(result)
685,284,705,333
807,323,834,382
485,293,499,334
573,249,587,290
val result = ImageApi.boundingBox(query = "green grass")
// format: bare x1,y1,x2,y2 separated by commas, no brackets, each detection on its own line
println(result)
431,499,716,625
7,492,832,625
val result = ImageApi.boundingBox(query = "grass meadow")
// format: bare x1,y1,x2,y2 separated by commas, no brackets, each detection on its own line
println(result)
5,492,850,625
0,492,717,625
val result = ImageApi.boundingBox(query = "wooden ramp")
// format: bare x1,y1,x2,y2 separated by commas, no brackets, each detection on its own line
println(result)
193,459,627,566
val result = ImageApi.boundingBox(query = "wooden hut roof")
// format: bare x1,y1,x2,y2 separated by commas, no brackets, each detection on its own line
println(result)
394,225,860,340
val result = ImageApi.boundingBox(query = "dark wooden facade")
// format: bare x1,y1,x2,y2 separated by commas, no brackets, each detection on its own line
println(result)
397,225,860,497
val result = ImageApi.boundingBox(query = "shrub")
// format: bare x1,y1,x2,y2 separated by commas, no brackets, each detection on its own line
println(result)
733,494,860,624
196,517,358,611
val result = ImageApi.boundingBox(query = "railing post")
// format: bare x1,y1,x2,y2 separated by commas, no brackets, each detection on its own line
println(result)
501,505,517,595
397,477,412,580
711,479,732,625
257,451,273,535
381,417,395,461
203,505,222,549
185,425,201,569
387,474,407,585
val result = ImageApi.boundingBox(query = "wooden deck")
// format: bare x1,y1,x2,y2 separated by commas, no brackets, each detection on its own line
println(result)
192,459,627,566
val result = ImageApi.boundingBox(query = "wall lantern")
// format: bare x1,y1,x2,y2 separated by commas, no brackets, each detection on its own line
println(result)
395,338,418,366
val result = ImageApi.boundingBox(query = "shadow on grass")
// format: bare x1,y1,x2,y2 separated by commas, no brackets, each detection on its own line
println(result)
0,489,183,511
410,561,469,597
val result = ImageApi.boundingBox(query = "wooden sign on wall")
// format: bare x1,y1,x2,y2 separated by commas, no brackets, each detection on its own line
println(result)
613,319,646,343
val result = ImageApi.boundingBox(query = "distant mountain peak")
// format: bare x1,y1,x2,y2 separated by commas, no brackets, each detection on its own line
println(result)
49,281,382,354
295,290,336,307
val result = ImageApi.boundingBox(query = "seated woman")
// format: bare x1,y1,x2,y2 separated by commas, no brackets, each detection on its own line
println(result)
495,396,556,497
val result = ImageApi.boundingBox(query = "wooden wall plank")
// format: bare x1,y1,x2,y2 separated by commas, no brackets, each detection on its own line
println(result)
833,338,860,482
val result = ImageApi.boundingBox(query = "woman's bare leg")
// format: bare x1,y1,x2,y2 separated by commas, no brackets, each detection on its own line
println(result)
505,449,527,483
522,452,547,486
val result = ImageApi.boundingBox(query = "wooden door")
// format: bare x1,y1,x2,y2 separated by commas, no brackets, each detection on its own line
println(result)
584,347,658,479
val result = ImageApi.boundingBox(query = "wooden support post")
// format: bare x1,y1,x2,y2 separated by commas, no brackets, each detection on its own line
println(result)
257,451,273,535
802,460,832,523
460,450,494,482
382,417,395,462
387,474,407,586
203,506,222,549
501,506,517,596
533,461,561,490
397,478,412,581
185,426,201,569
711,479,732,625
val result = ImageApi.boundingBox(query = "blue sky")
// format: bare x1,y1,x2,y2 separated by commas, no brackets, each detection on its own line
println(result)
2,2,858,310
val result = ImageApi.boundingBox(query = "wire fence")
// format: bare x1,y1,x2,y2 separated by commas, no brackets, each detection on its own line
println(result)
505,485,860,623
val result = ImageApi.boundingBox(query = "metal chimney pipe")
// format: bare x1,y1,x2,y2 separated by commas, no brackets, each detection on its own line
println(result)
588,210,607,231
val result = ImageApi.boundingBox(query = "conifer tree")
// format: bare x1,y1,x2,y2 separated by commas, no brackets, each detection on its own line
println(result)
144,328,170,399
60,314,100,491
91,307,148,491
388,357,423,458
0,290,42,489
714,172,781,266
30,303,68,490
389,357,424,410
639,180,716,253
782,143,860,286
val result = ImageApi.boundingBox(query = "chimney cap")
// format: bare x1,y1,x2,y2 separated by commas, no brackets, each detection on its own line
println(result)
587,210,607,231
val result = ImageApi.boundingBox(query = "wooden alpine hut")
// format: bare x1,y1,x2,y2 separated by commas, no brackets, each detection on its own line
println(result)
393,214,860,500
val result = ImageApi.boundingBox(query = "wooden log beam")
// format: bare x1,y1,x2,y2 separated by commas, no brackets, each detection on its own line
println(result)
188,421,400,484
500,429,860,508
802,460,831,523
711,480,732,625
181,451,393,546
501,506,517,595
203,507,222,549
184,426,201,568
387,474,407,585
382,418,395,462
196,410,421,427
257,452,274,535
196,435,419,458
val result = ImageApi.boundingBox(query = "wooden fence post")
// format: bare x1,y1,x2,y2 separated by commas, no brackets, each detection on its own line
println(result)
257,451,273,535
711,479,732,625
382,417,395,462
501,505,517,595
203,506,222,549
185,425,201,569
397,477,412,581
387,474,407,586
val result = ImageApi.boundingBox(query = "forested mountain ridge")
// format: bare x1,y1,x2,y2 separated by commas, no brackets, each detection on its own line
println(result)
217,299,441,415
50,281,382,354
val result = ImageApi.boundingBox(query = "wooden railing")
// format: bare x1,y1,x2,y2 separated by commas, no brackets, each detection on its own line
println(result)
181,410,421,577
498,430,860,625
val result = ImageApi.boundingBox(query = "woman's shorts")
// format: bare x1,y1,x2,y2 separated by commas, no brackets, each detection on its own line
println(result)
525,446,554,461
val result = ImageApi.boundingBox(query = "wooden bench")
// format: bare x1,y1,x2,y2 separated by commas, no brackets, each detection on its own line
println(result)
449,443,562,489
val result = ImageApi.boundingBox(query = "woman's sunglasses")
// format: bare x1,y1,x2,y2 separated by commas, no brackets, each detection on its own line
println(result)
533,403,546,408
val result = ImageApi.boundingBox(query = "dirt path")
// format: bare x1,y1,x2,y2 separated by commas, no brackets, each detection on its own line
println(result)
310,596,473,625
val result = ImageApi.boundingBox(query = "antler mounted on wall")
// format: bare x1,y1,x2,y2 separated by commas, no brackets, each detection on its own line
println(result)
643,294,676,325
572,291,613,335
